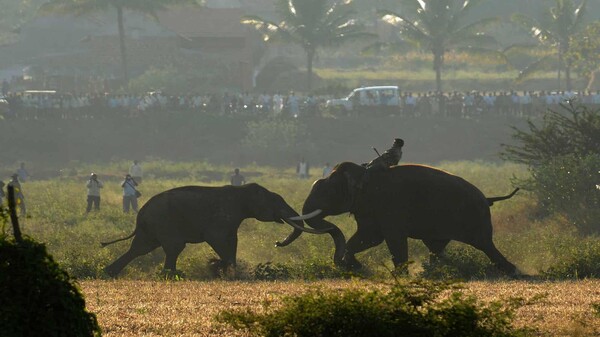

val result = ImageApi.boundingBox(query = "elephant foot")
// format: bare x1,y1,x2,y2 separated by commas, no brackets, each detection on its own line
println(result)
392,262,411,277
104,265,120,278
208,258,236,279
160,268,185,280
342,254,363,271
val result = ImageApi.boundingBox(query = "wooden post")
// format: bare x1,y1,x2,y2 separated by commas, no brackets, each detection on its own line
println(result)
7,185,23,243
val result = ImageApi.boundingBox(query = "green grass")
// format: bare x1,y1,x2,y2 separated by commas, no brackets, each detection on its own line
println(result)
2,160,597,280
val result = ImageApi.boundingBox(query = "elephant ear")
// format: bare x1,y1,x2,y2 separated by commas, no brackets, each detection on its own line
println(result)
343,170,362,208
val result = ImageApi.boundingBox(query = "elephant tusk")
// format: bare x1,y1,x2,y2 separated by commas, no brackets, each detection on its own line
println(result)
282,218,331,234
288,209,323,221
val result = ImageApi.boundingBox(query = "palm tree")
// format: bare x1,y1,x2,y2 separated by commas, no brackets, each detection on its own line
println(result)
242,0,374,91
378,0,501,92
512,0,587,91
42,0,190,84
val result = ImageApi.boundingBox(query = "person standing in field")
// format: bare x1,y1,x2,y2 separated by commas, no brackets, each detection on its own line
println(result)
7,174,26,216
121,174,139,213
297,158,309,179
129,160,143,184
16,162,30,182
322,163,333,178
230,168,246,186
0,180,5,205
85,173,103,213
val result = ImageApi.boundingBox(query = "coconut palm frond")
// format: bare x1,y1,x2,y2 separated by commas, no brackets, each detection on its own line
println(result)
515,54,558,83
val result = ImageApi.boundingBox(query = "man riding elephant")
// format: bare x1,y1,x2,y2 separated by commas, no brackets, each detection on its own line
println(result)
363,138,404,170
359,138,404,189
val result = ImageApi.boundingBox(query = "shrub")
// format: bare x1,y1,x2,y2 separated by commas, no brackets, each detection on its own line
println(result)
420,245,501,280
541,239,600,279
502,103,600,234
530,154,600,234
0,235,101,336
217,279,530,337
290,258,351,280
253,262,292,281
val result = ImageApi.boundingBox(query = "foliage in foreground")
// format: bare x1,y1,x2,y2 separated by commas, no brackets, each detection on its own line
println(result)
217,279,531,337
0,235,101,337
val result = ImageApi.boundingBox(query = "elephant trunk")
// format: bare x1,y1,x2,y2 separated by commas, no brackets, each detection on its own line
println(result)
275,228,303,247
304,217,347,266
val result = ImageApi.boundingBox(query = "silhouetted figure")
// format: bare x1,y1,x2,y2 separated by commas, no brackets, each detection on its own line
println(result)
0,180,5,204
7,174,26,216
230,168,246,186
363,138,404,171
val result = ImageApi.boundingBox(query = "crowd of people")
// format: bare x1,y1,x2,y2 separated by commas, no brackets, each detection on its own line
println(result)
2,88,599,121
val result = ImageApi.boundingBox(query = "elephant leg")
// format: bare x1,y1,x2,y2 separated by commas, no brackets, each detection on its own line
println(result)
305,218,346,266
207,233,238,271
105,234,160,277
471,239,517,275
162,240,186,272
423,239,450,264
383,234,409,272
343,229,384,270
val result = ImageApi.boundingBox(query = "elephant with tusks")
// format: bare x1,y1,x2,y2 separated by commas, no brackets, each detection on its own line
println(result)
278,162,520,275
102,183,329,277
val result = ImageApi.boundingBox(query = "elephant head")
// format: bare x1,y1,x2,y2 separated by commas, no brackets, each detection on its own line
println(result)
276,162,365,265
246,183,329,235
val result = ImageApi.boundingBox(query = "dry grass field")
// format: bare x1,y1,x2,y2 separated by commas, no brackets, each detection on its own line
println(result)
80,280,600,337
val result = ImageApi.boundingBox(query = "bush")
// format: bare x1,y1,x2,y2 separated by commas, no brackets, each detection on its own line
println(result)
290,258,352,280
531,154,600,234
541,239,600,279
217,280,530,337
502,103,600,234
253,262,292,281
420,245,502,280
0,235,101,336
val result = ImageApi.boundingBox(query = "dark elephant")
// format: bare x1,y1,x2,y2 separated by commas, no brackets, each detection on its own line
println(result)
277,162,519,275
102,183,327,277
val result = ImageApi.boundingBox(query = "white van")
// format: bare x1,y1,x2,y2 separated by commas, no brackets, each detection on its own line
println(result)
325,86,400,112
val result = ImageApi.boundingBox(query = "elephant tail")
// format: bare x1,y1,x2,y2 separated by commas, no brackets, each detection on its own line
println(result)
101,230,136,247
487,188,520,206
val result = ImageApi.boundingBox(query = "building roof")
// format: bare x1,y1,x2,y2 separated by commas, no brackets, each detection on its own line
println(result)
157,7,248,39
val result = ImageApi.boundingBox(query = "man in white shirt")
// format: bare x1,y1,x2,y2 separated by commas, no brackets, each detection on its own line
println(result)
129,160,143,184
86,173,103,213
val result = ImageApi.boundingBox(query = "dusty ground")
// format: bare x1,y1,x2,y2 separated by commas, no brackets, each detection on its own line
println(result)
80,279,600,336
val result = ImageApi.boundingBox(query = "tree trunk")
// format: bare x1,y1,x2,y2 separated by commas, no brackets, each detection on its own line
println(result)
116,6,129,85
306,48,315,92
